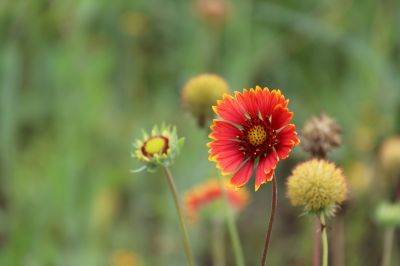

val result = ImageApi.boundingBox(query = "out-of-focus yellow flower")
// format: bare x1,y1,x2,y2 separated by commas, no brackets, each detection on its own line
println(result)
182,74,229,127
346,161,372,198
90,189,118,235
380,136,400,178
184,179,249,221
118,11,149,37
287,159,347,217
352,125,375,153
111,250,143,266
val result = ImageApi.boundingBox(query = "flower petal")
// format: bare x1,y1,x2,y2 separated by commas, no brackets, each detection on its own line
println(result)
235,89,258,119
230,160,254,189
265,89,289,116
217,152,245,174
276,124,300,159
213,94,247,125
271,105,293,130
209,120,242,140
255,167,274,191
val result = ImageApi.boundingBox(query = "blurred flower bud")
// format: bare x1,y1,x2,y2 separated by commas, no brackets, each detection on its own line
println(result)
181,74,230,127
375,202,400,228
132,125,184,172
301,113,341,158
379,136,400,179
287,159,347,217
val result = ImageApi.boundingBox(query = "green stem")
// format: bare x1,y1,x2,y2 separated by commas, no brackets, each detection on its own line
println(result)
261,176,277,266
162,166,195,266
218,175,245,266
320,213,328,266
212,219,226,266
381,227,394,266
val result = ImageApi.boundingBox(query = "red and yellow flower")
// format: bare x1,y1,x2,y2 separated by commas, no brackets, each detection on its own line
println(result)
208,86,300,191
185,179,249,221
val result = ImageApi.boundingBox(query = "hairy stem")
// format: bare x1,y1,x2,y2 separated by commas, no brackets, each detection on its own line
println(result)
162,166,195,266
261,177,277,266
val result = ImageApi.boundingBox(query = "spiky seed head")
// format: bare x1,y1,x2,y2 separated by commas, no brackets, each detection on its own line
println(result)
286,159,347,217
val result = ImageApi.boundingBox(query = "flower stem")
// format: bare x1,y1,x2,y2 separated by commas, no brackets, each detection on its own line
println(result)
381,227,394,266
320,213,328,266
218,175,246,266
162,166,195,266
261,177,277,266
313,217,321,266
212,219,226,266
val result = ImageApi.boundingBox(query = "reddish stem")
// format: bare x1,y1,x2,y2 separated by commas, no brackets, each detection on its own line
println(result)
261,177,277,266
314,217,321,266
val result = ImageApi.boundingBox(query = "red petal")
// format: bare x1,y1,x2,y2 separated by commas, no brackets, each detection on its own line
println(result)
271,105,293,130
209,141,241,158
235,89,258,118
276,124,299,159
209,120,241,140
265,150,279,169
217,152,245,174
230,160,254,188
213,94,246,125
255,163,274,191
265,90,288,116
254,151,278,191
255,86,270,116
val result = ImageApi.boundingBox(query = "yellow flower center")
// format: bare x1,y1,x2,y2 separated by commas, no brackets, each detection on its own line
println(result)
247,125,267,146
143,136,167,156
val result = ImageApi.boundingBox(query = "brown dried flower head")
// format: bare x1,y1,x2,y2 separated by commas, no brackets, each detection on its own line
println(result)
301,113,341,158
194,0,231,25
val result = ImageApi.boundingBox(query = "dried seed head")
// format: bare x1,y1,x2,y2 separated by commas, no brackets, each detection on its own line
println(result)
301,113,341,158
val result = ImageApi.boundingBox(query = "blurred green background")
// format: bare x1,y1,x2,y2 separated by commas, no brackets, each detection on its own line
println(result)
1,0,400,265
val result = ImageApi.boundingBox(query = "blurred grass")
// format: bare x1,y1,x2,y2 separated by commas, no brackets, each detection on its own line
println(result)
1,0,400,265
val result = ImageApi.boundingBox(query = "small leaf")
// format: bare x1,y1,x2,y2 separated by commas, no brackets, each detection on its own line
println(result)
131,165,147,173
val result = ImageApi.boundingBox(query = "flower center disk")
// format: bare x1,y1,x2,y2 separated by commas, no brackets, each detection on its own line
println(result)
143,136,168,157
247,125,267,146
